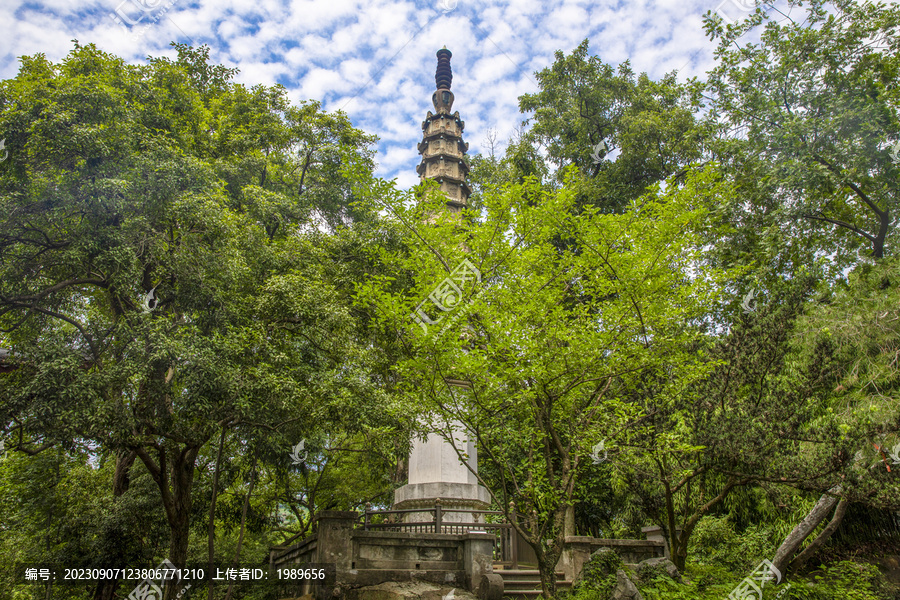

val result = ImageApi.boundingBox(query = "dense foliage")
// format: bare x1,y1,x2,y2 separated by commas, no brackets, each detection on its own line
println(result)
1,1,900,599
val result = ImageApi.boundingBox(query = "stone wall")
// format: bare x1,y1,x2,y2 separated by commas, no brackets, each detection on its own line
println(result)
270,534,317,568
559,536,666,581
270,511,500,600
270,512,668,598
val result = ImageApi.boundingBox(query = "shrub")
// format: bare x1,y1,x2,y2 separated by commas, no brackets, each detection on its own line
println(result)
683,562,735,590
782,561,892,600
688,515,776,573
572,548,625,600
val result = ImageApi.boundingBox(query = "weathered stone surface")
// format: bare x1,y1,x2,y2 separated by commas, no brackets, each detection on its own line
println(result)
345,581,478,600
611,569,643,600
573,547,623,589
635,556,682,583
877,554,900,585
477,573,503,600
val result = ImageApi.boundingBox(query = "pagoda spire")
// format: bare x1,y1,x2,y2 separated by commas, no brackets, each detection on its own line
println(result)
416,48,470,212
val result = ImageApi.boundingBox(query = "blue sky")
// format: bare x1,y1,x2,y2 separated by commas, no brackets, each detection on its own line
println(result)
1,0,796,189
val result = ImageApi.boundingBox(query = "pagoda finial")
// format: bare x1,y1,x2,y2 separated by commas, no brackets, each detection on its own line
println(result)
435,47,452,90
418,48,469,211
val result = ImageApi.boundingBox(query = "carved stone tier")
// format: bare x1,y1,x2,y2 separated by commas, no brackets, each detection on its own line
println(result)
393,429,491,524
414,46,471,210
393,483,491,524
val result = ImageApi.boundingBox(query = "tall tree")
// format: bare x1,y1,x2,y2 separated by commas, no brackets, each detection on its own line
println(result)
0,42,387,594
701,0,900,266
615,271,852,571
697,0,900,574
518,39,712,213
352,161,736,596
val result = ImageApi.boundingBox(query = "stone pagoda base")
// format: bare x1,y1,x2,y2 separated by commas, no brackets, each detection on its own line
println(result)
393,481,491,524
393,428,491,525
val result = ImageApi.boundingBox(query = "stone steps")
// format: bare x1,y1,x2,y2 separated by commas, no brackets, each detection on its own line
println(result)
494,569,571,599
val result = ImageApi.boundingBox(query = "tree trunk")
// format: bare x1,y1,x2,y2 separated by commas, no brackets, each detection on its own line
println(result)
536,548,561,598
772,486,842,575
225,456,258,600
511,513,561,598
670,529,688,572
788,498,849,572
136,443,200,600
44,451,61,600
208,426,228,600
92,449,138,600
113,449,138,495
660,474,749,572
535,506,568,598
168,446,199,563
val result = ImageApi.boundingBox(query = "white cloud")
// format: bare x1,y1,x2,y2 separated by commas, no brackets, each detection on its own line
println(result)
0,0,766,185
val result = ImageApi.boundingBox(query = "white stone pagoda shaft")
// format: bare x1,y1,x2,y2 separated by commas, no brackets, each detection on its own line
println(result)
392,48,490,523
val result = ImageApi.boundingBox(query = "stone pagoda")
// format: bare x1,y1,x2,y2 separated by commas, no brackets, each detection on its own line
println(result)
415,47,471,212
392,48,490,523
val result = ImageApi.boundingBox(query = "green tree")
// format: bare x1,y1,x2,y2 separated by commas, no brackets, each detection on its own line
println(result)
614,271,852,572
700,0,900,265
0,42,390,597
763,257,900,575
518,39,712,214
695,0,900,575
352,161,735,596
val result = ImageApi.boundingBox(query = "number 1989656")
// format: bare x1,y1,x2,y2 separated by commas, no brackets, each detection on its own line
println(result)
277,568,325,580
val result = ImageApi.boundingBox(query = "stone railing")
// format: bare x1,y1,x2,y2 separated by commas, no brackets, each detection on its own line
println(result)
270,510,503,600
269,533,317,568
269,510,669,597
